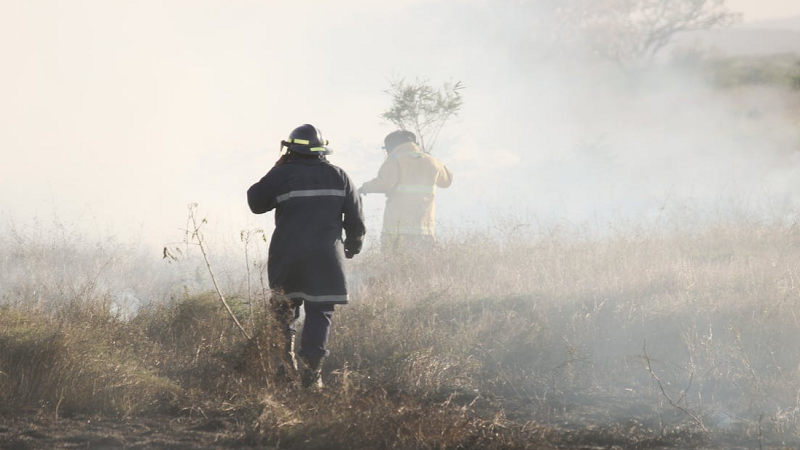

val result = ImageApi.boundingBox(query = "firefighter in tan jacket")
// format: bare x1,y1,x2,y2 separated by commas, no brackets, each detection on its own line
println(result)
359,130,453,249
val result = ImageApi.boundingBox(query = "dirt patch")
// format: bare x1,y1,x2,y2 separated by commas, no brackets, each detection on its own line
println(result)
0,415,270,450
0,412,770,450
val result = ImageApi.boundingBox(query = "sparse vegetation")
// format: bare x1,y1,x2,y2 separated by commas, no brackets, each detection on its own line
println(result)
555,0,741,71
2,214,800,448
381,78,464,153
705,54,800,90
667,50,800,93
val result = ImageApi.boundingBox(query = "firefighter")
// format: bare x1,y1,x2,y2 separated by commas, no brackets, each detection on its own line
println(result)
359,130,453,250
247,124,365,388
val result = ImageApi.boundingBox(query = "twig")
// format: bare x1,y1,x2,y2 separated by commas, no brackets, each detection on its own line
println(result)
240,230,259,323
479,343,530,401
642,341,706,432
731,325,760,391
55,389,64,421
550,356,588,395
188,204,252,341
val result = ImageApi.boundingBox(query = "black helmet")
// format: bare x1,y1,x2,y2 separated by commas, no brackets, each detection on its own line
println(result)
383,130,416,152
281,124,333,155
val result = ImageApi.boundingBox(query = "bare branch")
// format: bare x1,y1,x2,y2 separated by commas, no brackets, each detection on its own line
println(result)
381,78,464,153
188,204,252,341
642,340,706,432
557,0,741,71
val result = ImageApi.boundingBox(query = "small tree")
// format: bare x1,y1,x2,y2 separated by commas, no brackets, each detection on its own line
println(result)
381,78,464,153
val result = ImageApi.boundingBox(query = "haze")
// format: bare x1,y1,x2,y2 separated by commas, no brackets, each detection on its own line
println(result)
2,0,800,250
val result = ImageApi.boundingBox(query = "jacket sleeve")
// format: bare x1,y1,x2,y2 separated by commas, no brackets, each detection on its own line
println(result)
342,172,366,248
436,163,453,189
247,169,281,214
359,156,400,194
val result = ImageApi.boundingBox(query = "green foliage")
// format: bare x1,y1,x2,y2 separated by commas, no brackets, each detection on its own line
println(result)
703,54,800,89
381,78,464,153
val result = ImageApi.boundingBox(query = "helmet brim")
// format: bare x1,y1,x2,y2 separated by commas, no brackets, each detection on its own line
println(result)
286,144,333,156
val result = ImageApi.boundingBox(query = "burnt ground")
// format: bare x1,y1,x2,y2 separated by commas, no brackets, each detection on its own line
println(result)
0,415,271,450
0,413,782,450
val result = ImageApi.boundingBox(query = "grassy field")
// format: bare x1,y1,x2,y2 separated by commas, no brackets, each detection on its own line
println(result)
2,215,800,449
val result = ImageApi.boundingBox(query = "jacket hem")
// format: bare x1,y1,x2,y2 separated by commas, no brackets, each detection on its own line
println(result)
279,292,349,304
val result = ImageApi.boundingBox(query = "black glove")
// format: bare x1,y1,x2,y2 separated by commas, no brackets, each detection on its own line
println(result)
344,239,362,259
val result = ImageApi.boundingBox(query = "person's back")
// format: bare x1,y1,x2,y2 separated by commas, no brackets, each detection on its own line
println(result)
359,130,452,249
247,124,365,388
250,154,363,300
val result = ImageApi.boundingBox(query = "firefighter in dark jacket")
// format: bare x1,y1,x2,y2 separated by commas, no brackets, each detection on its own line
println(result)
247,124,366,388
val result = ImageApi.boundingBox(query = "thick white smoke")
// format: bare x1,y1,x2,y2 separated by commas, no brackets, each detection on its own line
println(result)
1,0,799,248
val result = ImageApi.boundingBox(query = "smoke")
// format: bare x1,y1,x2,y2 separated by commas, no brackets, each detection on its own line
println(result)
362,0,800,235
1,0,799,247
4,1,800,437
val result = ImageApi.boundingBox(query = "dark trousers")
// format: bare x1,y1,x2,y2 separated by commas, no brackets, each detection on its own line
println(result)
272,297,335,358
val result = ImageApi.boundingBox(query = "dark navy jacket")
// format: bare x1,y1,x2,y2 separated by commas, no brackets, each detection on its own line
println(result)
247,156,365,304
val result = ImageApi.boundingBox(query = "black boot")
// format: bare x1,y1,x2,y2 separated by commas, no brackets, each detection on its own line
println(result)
300,356,324,389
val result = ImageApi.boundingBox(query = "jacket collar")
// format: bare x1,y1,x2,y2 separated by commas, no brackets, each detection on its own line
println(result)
287,154,327,165
391,142,422,154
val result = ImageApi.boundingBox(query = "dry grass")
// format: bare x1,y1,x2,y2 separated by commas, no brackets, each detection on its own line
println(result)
0,303,180,416
2,216,800,448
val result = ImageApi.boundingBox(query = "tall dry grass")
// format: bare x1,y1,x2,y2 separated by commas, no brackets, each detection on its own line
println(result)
2,215,800,448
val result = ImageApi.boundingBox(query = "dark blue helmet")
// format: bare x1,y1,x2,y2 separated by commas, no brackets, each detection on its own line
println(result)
383,130,417,152
282,124,333,155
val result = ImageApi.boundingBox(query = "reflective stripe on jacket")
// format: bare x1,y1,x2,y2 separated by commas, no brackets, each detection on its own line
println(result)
359,142,452,236
247,157,365,304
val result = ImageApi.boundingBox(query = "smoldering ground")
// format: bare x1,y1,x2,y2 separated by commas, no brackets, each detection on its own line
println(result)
4,215,800,449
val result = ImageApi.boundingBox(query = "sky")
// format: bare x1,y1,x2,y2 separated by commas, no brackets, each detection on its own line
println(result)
2,0,800,252
727,0,800,21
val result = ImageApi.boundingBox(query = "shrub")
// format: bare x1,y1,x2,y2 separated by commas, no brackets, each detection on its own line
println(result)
0,305,180,416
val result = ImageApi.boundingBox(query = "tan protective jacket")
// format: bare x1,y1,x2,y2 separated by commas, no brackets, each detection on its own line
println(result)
359,142,453,236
